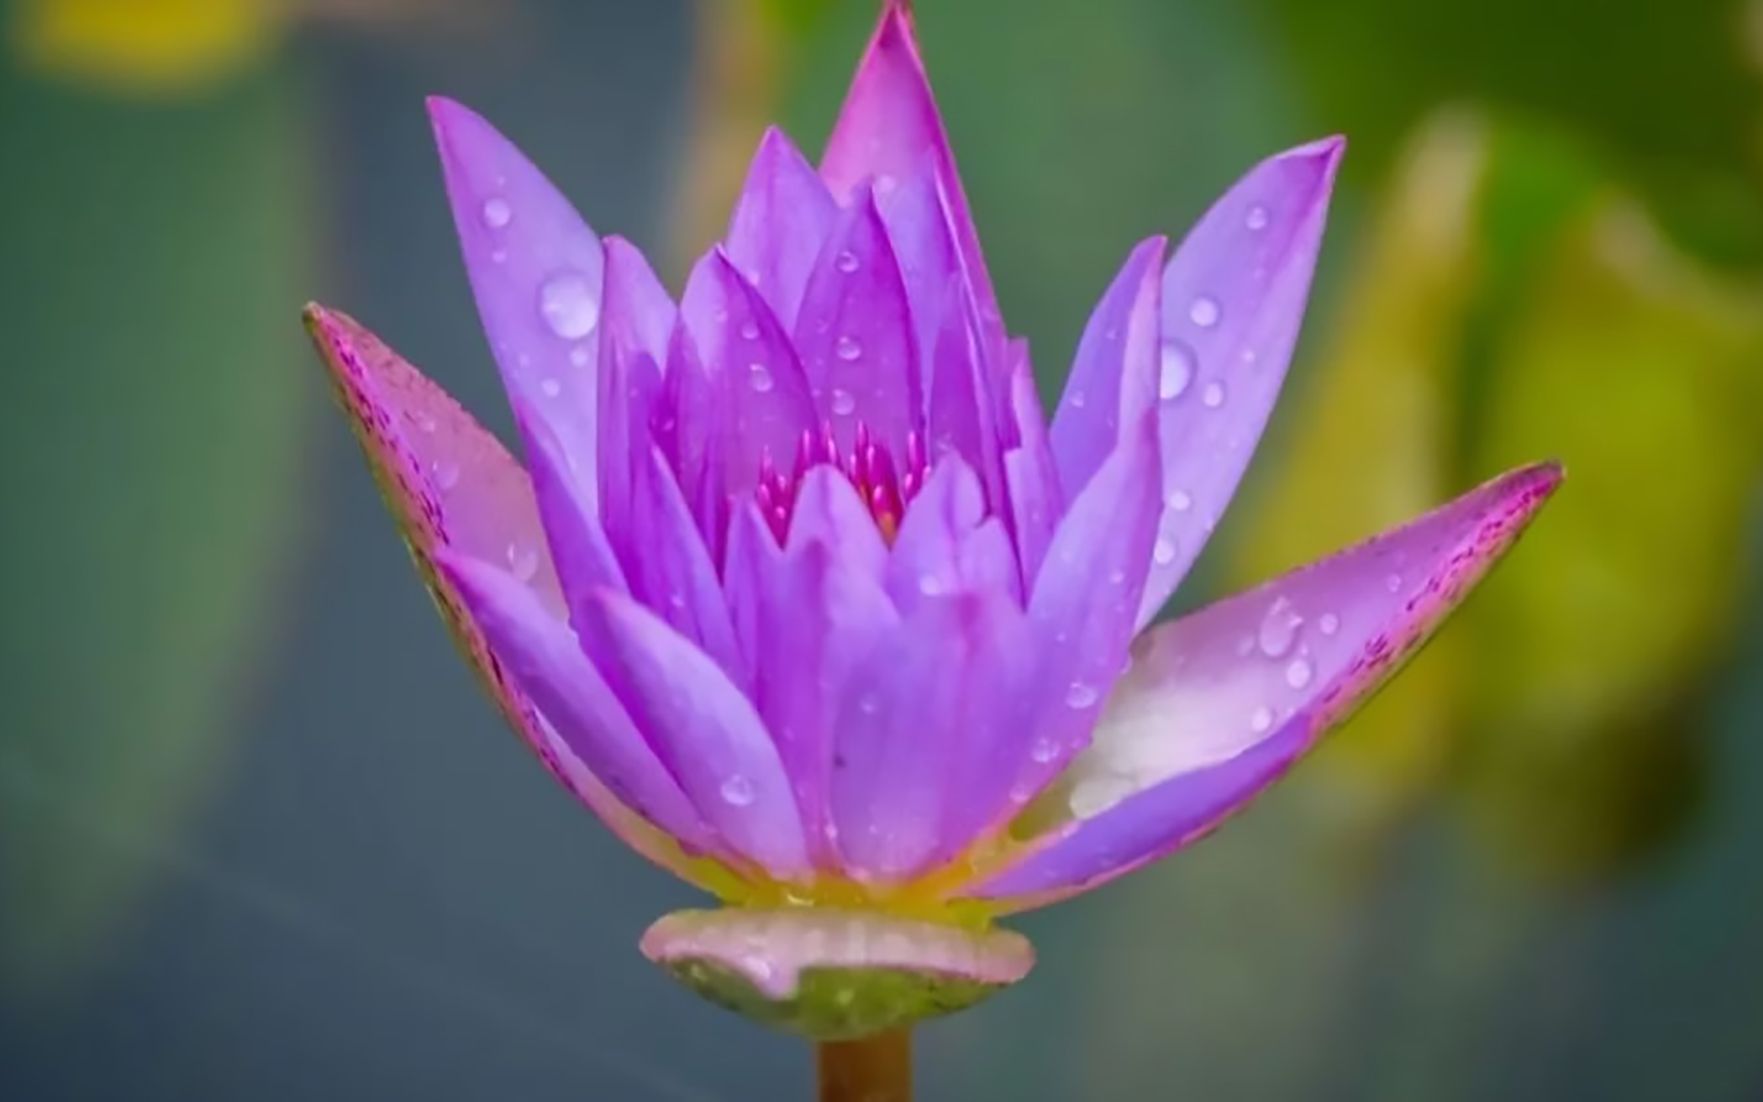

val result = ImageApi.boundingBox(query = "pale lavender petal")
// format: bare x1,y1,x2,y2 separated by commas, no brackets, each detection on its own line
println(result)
830,591,1018,879
429,97,605,503
627,446,745,684
438,552,720,854
1048,236,1166,496
595,237,670,551
658,324,727,553
725,127,839,328
821,1,1002,349
795,192,921,455
725,505,899,868
577,589,810,876
967,462,1563,904
879,158,961,375
1139,137,1345,627
304,306,722,888
679,249,817,497
927,280,1007,508
513,402,627,613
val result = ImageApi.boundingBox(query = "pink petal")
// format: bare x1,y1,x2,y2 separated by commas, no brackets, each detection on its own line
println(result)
428,97,605,506
303,305,720,889
794,191,921,455
576,588,811,877
1138,137,1345,628
822,1,1002,350
724,127,840,329
966,462,1563,905
1048,236,1166,497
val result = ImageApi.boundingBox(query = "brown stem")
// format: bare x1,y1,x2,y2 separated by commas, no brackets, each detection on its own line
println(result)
816,1030,913,1102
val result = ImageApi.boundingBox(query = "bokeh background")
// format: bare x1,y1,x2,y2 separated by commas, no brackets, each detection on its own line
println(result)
3,0,1762,1098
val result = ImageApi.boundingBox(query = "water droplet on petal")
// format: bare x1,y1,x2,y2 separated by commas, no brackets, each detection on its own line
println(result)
1318,612,1340,636
539,377,562,398
1030,737,1058,764
481,197,513,228
917,573,945,597
538,271,600,339
739,320,761,341
568,345,591,368
857,693,880,716
1245,204,1270,230
505,542,539,583
1201,381,1227,408
1070,389,1088,409
1159,339,1196,400
1166,489,1192,512
1250,706,1274,733
1065,682,1099,710
1285,657,1314,689
720,774,755,807
836,250,860,274
431,459,461,491
1188,295,1221,328
835,335,862,362
748,362,774,393
1385,573,1403,593
830,388,857,416
1257,596,1302,658
1152,537,1178,565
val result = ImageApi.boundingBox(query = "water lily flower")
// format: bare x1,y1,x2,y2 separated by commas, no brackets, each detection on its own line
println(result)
304,0,1557,1066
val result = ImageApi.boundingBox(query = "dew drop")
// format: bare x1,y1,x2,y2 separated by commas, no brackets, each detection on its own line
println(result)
748,362,775,393
1166,489,1192,512
1188,295,1221,328
917,573,946,597
1257,596,1302,658
490,248,508,265
1318,612,1340,636
739,320,761,341
1285,657,1314,689
830,388,857,416
505,542,539,583
1201,381,1227,408
1385,573,1403,593
835,335,863,362
538,271,600,339
1107,567,1127,585
720,774,756,807
1065,682,1099,710
1030,737,1059,764
539,377,562,398
431,459,461,491
1159,339,1196,400
480,197,513,229
835,250,861,274
857,693,880,716
1152,537,1178,566
1245,204,1270,231
1070,389,1088,409
1250,706,1274,733
568,344,591,369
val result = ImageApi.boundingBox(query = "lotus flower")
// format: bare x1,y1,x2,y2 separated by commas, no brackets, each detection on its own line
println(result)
304,0,1557,1045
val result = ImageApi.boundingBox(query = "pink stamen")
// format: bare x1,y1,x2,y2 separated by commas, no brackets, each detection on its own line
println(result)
753,419,929,545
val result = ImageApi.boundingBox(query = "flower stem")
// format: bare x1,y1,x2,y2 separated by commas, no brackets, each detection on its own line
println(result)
816,1029,912,1102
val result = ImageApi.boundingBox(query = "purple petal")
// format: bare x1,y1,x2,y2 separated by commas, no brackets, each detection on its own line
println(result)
513,402,628,613
1001,350,1064,586
304,305,723,888
679,249,818,497
949,414,1162,844
725,127,840,328
438,552,720,854
886,455,1020,612
829,591,1019,880
724,505,899,868
966,462,1563,905
786,466,889,577
822,1,1002,349
658,324,727,554
879,158,961,375
429,97,605,505
577,588,810,877
926,280,1007,508
794,191,921,454
1049,236,1166,496
1139,137,1345,627
595,237,670,552
627,446,745,684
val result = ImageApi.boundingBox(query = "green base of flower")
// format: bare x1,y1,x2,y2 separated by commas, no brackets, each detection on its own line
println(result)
641,907,1034,1041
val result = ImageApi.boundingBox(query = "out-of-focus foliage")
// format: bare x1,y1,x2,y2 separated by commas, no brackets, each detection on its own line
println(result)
10,0,282,92
1234,110,1763,880
0,64,315,994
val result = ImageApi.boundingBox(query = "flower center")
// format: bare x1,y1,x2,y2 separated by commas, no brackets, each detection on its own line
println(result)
754,422,929,544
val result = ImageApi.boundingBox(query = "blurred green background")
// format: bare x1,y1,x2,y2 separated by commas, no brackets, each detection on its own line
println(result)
3,0,1762,1098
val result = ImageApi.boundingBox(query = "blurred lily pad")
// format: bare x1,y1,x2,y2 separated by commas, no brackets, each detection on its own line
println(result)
0,63,315,995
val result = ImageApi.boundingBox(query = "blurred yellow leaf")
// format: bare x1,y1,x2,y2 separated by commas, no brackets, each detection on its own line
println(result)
11,0,280,93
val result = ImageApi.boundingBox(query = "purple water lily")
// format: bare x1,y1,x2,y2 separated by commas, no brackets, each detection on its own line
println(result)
306,0,1556,1043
